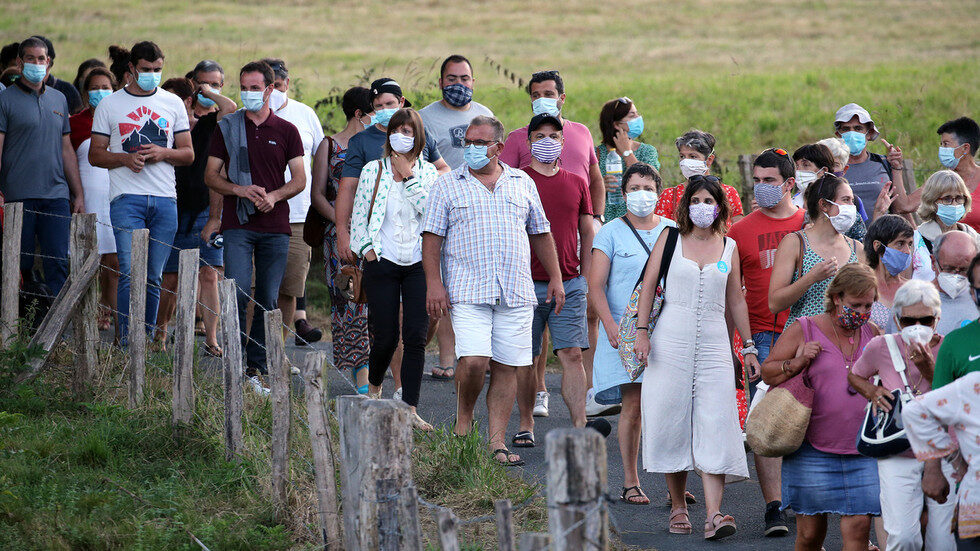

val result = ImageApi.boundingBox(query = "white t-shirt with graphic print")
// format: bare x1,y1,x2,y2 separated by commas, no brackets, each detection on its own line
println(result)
92,86,190,200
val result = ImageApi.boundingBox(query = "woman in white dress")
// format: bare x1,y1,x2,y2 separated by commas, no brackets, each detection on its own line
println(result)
633,175,760,541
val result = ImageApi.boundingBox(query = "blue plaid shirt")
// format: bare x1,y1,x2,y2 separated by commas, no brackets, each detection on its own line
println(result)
422,163,550,307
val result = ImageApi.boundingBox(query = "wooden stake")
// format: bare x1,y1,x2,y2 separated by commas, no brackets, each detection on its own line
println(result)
495,499,515,551
303,350,343,550
70,212,98,399
266,309,290,513
1,202,23,345
545,428,608,551
219,279,243,462
435,508,460,551
172,248,199,426
127,228,149,407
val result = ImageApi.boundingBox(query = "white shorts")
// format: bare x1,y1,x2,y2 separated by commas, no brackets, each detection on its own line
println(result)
451,303,534,367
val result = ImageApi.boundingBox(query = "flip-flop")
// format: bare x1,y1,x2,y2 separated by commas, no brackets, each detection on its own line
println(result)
431,366,455,380
704,512,736,541
203,342,223,358
621,485,650,505
491,448,524,467
512,430,535,448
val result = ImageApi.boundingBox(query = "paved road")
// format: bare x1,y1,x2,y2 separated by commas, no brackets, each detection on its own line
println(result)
294,341,850,551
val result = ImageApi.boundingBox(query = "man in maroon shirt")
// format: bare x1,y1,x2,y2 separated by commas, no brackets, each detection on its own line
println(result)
513,114,594,446
205,61,305,394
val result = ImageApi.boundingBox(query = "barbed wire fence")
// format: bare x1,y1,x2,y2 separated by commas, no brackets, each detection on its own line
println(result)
2,204,625,550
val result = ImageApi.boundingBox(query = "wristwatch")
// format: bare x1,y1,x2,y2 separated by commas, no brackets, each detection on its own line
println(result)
594,214,605,223
622,150,634,157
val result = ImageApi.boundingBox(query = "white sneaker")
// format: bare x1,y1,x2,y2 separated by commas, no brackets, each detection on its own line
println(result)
533,391,550,417
246,375,271,396
585,389,621,417
393,387,403,402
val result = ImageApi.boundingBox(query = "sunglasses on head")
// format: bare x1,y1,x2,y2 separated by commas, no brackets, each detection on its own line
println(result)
689,174,721,184
764,147,789,157
617,96,632,104
898,315,936,327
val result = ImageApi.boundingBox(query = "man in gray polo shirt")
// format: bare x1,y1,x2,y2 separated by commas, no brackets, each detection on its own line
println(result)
0,37,84,296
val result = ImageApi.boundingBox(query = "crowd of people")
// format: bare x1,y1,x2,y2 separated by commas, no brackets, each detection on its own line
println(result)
1,36,979,549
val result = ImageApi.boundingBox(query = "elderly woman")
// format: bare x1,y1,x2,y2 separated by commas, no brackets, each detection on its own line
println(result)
762,263,881,551
653,129,744,226
848,279,956,551
917,169,980,252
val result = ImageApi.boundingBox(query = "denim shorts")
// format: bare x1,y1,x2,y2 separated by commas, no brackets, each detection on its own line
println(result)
781,441,882,516
531,275,590,356
163,209,223,273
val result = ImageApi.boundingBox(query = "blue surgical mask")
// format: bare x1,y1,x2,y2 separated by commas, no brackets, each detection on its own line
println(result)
463,144,492,170
240,90,265,112
936,203,967,226
136,71,161,92
880,245,912,276
626,116,644,139
88,89,111,109
939,146,964,169
841,131,866,155
197,93,216,108
21,62,47,84
531,97,560,117
371,108,398,128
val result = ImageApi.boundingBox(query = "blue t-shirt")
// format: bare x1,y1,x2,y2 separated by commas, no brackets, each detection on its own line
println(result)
340,124,442,179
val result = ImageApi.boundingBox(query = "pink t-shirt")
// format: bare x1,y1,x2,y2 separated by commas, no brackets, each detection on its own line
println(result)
851,334,941,396
499,120,598,183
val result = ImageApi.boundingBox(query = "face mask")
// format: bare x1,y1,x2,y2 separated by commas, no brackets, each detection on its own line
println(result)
795,171,817,192
753,182,785,209
937,272,969,299
626,116,644,139
531,97,560,117
442,83,473,108
371,108,398,128
388,132,414,154
240,90,265,112
679,158,709,179
464,144,492,170
689,202,718,228
841,131,866,155
269,89,287,112
879,245,912,276
136,71,161,92
21,62,47,84
626,190,658,217
530,137,562,164
938,146,965,169
196,93,216,108
837,304,871,330
87,89,111,109
936,203,967,226
825,201,857,234
900,324,934,346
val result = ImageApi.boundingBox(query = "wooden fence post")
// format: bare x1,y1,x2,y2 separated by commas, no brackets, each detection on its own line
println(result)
219,279,243,462
265,309,290,513
172,249,199,426
70,213,98,398
737,154,755,214
399,486,423,551
127,228,149,408
545,428,608,551
495,499,515,551
435,508,460,551
1,201,23,345
303,350,343,550
518,533,551,551
337,396,416,551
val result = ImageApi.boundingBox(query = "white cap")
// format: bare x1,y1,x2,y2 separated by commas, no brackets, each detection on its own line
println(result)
834,103,879,141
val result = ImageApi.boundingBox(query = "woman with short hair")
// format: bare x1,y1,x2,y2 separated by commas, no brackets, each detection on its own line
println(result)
917,169,980,252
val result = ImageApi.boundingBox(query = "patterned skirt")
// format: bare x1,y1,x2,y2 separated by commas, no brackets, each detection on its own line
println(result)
323,224,370,373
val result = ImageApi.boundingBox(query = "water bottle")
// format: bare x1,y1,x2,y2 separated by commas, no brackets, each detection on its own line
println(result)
605,149,624,207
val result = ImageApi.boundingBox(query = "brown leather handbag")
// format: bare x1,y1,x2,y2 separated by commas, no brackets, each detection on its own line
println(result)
334,163,383,304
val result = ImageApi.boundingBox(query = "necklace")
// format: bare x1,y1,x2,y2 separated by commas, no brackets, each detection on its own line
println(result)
830,322,860,368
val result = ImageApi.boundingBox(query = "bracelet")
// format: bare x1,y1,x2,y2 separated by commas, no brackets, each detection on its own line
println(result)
781,359,792,375
740,345,758,356
743,339,756,347
636,327,648,332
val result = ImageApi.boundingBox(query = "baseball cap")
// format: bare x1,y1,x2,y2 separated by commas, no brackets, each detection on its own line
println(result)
528,113,563,136
834,103,879,141
370,78,412,108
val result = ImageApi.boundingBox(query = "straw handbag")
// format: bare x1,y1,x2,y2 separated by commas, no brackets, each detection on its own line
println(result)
745,368,814,457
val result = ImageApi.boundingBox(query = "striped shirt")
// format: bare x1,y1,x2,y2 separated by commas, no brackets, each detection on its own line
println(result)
422,163,550,307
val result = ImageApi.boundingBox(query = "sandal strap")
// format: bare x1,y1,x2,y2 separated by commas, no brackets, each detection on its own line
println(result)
621,485,641,498
669,507,689,520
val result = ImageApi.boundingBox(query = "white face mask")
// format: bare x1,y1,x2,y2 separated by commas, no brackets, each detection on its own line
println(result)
679,158,709,179
825,201,857,234
795,171,817,192
626,190,658,217
900,323,934,346
937,272,969,299
269,89,287,112
388,132,414,154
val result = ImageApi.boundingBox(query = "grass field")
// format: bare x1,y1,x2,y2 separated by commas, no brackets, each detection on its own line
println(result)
5,0,980,186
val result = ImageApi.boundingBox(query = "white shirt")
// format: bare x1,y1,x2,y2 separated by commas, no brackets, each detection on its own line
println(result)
91,87,190,200
378,169,423,265
274,98,324,222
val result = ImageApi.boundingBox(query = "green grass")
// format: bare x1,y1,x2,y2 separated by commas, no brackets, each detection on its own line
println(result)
6,0,979,191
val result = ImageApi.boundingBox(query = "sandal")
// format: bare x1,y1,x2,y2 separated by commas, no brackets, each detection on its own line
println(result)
203,342,223,358
704,512,736,541
620,486,649,505
669,507,692,534
353,365,369,395
431,366,455,380
194,317,206,336
665,491,698,505
512,430,535,448
412,412,433,432
491,448,524,467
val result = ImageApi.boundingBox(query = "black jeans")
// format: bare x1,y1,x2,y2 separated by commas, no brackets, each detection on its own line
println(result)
364,258,428,407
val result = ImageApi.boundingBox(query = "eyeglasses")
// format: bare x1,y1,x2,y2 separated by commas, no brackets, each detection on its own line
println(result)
936,195,967,206
898,315,936,327
939,264,970,276
463,139,497,147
